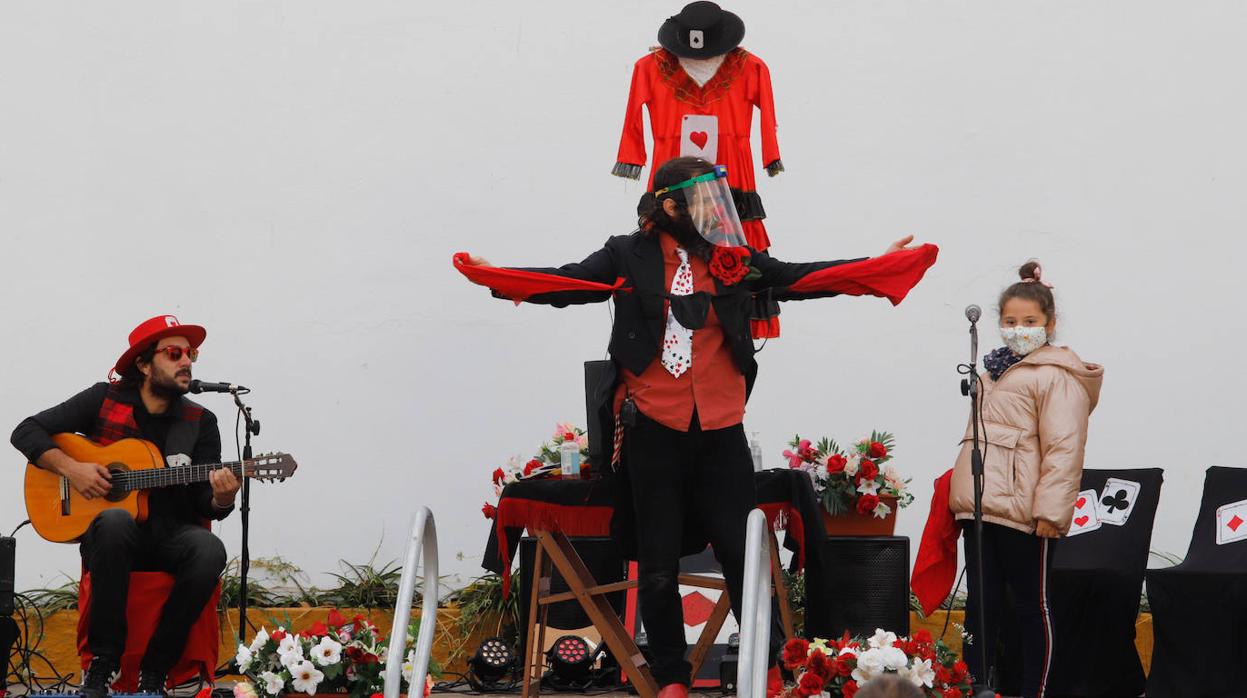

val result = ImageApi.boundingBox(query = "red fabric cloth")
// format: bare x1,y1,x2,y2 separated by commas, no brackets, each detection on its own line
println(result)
615,48,781,251
494,498,615,598
910,469,960,617
453,252,630,303
77,571,221,691
757,501,806,569
787,244,939,305
613,233,745,432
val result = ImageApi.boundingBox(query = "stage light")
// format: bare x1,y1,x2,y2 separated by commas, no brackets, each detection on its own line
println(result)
467,636,514,689
547,635,595,685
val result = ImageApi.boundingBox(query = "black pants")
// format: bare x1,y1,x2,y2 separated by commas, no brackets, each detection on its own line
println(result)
625,410,757,687
962,521,1055,698
79,509,227,674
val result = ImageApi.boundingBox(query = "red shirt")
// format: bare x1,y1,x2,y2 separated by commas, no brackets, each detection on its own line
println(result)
614,233,747,432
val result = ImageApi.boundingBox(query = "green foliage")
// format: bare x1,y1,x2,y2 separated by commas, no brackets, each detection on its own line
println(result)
441,573,521,664
319,558,405,609
21,574,80,611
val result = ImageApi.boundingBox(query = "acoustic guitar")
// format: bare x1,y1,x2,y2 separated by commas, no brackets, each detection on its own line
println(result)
24,432,298,543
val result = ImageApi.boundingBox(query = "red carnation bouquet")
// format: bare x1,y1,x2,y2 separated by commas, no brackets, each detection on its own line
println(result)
782,431,914,517
772,630,974,698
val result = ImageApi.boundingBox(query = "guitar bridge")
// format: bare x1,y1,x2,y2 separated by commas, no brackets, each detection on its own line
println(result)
60,476,71,515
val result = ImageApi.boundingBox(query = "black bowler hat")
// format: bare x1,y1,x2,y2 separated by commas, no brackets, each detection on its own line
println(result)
657,1,746,59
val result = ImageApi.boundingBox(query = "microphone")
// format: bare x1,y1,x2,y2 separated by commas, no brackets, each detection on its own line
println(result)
189,379,248,394
965,304,982,323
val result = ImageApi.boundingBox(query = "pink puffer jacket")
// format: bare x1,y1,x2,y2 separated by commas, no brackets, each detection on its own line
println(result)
949,344,1103,535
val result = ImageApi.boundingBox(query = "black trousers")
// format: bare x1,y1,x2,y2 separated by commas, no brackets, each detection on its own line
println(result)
625,410,757,687
79,509,227,674
962,521,1055,698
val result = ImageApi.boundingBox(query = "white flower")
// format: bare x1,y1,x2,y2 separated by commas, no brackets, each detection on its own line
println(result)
882,465,904,490
844,454,860,477
289,660,324,695
235,645,254,674
249,627,270,653
868,628,898,649
233,681,259,698
258,671,286,697
879,646,909,671
311,636,342,666
898,658,936,687
872,502,892,519
402,649,415,683
856,479,879,496
851,648,885,683
279,635,305,670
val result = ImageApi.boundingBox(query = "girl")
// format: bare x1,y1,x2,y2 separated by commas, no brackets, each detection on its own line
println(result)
948,261,1103,698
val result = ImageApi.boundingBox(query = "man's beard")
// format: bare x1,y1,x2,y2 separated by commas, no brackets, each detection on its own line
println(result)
148,366,191,399
664,215,711,258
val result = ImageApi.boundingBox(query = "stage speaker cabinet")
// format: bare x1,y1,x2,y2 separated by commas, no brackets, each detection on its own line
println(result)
1,535,15,615
814,536,909,639
517,536,627,659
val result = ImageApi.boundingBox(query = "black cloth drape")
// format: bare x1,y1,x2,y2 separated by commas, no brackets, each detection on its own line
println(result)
1145,466,1247,698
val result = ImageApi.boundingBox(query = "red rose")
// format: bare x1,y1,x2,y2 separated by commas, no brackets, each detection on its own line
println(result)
781,638,810,669
327,609,347,627
842,679,860,698
796,671,825,697
869,441,888,458
345,646,363,660
709,246,750,286
856,493,881,516
835,657,854,677
913,629,933,645
767,667,785,698
935,665,953,685
952,659,969,682
271,629,286,642
826,454,847,473
307,620,328,636
492,468,506,485
858,459,879,482
523,459,542,476
805,650,834,680
481,502,497,519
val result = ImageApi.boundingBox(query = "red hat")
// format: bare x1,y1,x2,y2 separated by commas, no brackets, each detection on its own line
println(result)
112,314,207,379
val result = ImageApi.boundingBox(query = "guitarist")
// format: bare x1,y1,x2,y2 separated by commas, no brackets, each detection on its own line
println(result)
10,315,240,697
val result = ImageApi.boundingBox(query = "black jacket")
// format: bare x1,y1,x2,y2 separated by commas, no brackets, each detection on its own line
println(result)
514,231,860,386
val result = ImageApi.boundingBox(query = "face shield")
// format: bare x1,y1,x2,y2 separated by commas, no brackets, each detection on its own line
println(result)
654,165,747,248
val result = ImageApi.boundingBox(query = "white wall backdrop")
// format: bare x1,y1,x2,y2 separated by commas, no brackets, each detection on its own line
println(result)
2,0,1245,593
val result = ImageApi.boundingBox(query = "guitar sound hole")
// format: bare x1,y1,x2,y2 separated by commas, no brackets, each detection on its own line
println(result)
105,462,130,502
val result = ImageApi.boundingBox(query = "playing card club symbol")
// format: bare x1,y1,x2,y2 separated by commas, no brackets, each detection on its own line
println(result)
689,131,709,150
1101,489,1130,514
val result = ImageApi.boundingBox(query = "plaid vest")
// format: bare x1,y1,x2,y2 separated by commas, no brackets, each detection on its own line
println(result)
89,385,204,450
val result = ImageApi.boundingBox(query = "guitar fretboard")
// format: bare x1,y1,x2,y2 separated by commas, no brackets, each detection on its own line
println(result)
105,456,287,491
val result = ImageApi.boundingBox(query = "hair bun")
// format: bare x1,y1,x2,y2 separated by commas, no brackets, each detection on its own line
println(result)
1018,260,1042,282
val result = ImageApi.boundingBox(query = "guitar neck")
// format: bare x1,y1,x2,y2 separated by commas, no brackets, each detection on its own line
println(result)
112,461,247,491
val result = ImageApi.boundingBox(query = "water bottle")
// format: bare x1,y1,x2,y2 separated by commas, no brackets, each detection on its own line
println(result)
560,432,581,478
750,432,764,471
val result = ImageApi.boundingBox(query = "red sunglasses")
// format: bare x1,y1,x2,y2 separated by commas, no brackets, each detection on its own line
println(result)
153,346,199,363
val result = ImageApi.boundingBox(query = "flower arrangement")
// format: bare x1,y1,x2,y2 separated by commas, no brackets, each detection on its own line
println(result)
482,422,592,519
771,629,973,698
783,431,914,518
232,610,436,698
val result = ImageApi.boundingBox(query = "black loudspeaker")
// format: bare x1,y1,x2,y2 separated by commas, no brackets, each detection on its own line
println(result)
517,536,627,656
1,536,15,615
808,536,909,640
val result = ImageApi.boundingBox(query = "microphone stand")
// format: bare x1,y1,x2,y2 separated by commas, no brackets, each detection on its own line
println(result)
232,388,260,646
959,317,994,696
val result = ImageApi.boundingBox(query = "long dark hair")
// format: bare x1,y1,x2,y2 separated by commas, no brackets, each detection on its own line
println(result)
118,344,158,389
635,156,716,259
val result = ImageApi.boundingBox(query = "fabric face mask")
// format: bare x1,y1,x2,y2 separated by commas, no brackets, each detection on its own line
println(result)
1000,326,1047,355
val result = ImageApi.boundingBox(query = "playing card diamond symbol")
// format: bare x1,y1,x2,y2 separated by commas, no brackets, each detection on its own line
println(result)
1216,499,1247,545
682,590,717,627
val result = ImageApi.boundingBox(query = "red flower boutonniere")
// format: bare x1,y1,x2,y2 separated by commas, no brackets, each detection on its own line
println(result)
709,246,760,286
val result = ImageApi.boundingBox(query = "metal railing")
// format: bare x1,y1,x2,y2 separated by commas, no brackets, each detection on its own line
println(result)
383,506,439,698
736,508,773,698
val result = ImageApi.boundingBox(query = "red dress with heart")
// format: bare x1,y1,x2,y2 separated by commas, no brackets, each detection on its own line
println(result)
613,47,781,251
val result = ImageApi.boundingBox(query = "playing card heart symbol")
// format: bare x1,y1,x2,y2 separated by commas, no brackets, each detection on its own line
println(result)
1074,515,1090,527
1101,489,1130,513
689,131,709,150
1076,497,1087,509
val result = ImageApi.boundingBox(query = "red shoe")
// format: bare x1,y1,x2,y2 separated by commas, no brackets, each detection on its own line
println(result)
657,683,689,698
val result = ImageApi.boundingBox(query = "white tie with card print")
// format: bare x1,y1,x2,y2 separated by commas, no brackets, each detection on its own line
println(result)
660,247,694,379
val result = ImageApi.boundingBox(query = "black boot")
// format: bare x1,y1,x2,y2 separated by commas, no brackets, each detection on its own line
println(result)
80,656,119,698
136,669,168,697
